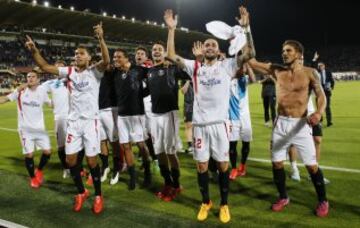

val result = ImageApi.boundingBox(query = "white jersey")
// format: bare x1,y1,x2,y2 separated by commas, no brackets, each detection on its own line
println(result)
183,58,237,125
7,86,51,132
42,78,69,120
229,76,250,122
58,66,103,120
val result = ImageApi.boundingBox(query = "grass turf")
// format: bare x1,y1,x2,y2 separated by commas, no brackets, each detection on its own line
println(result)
0,81,359,227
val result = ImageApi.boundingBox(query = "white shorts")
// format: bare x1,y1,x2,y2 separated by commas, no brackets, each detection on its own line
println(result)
99,108,119,142
55,118,67,148
142,111,153,140
18,129,51,155
229,115,252,142
65,118,101,157
271,116,317,166
193,122,230,163
151,110,180,155
118,115,145,144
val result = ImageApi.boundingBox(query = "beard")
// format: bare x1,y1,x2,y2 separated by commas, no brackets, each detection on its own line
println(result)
205,54,217,61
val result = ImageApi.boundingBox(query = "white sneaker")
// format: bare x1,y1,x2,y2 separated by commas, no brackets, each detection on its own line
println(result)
265,121,272,128
323,177,330,185
110,172,120,185
290,170,301,182
62,169,70,179
101,167,110,182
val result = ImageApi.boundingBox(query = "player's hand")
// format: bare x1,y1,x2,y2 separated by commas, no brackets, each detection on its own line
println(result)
25,35,36,51
17,83,28,92
236,6,250,27
192,41,204,60
307,112,321,126
313,51,319,61
93,21,104,39
164,9,178,29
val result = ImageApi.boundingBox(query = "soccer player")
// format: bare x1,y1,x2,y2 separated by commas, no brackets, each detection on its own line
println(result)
111,48,152,189
134,46,158,169
165,8,248,223
98,61,123,184
144,38,190,200
42,60,70,179
24,22,110,214
0,71,52,188
229,63,255,180
243,6,329,217
288,56,330,184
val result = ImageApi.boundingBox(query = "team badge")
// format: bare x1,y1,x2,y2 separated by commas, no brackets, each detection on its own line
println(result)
158,69,165,76
121,73,127,79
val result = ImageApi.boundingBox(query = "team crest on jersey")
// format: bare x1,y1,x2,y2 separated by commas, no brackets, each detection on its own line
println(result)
121,73,127,79
158,69,165,76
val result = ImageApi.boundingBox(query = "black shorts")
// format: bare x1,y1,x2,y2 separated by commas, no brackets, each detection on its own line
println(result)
184,111,193,122
312,123,323,137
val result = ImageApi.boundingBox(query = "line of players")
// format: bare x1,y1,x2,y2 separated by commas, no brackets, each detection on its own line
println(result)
0,5,330,223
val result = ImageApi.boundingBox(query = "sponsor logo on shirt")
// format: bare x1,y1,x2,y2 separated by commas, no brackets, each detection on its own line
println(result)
72,81,90,90
22,101,40,107
199,78,221,87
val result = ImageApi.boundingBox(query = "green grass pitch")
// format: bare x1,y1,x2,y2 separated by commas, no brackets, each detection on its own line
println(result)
0,81,359,227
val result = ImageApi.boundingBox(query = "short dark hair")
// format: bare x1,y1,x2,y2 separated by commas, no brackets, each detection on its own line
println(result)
76,45,91,55
152,41,166,50
282,40,304,55
135,46,148,57
55,59,66,65
114,48,129,58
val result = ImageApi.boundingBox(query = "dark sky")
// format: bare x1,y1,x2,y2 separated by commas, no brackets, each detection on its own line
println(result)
24,0,360,52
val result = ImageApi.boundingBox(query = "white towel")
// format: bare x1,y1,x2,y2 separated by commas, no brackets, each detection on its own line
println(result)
206,20,247,56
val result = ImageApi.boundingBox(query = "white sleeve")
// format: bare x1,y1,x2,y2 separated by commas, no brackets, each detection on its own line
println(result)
41,80,51,93
222,58,238,78
182,59,196,78
41,87,52,106
91,66,104,79
58,67,72,78
6,90,18,102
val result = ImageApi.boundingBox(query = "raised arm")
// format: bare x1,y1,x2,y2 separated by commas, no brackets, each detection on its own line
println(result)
308,69,326,126
93,22,110,72
25,35,59,75
245,63,256,83
236,6,273,75
164,9,186,68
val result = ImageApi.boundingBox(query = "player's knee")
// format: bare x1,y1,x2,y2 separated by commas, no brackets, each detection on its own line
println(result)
306,165,318,174
66,155,77,167
25,153,34,158
86,156,97,168
272,161,284,169
197,162,208,173
217,161,229,172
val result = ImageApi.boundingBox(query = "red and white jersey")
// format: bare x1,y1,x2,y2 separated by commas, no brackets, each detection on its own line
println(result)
183,58,238,125
7,86,51,132
58,66,104,120
42,78,69,120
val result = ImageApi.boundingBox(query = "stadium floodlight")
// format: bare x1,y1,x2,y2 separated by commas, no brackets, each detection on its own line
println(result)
44,1,49,7
146,20,150,24
153,22,157,25
70,6,75,11
58,5,62,9
161,23,165,28
131,17,135,23
14,0,20,2
102,12,107,17
112,14,116,18
122,15,126,19
32,0,37,5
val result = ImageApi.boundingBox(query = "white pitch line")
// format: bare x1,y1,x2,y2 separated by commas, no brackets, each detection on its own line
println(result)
0,127,55,135
0,218,28,228
249,157,360,174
